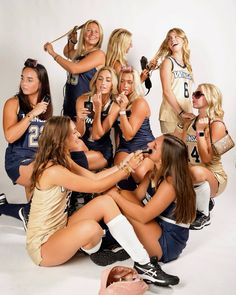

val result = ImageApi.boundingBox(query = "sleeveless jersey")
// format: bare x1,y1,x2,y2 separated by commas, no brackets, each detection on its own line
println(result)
159,56,193,123
186,120,227,188
82,97,114,161
63,54,97,120
116,111,155,153
26,185,71,265
5,108,45,181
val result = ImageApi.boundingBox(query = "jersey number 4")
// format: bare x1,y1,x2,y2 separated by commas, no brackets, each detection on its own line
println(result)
190,146,201,163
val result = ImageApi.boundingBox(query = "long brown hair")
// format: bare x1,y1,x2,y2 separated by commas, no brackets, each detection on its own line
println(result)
30,116,71,191
155,134,196,223
18,58,53,120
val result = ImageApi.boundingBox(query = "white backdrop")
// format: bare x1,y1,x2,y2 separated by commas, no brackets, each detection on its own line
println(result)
0,0,235,200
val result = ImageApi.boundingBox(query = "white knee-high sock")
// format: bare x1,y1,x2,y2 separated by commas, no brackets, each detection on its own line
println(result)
194,181,211,216
107,214,149,265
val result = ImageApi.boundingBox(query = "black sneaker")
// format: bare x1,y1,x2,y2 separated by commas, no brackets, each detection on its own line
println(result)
209,198,215,211
0,193,7,206
90,245,130,266
18,207,28,231
134,256,180,286
190,211,211,230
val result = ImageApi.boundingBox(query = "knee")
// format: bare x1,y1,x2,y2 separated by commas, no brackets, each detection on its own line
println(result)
79,220,103,240
191,166,207,183
96,194,116,207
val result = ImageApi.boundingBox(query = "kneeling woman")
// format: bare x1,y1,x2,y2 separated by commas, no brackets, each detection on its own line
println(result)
26,116,179,287
109,134,196,263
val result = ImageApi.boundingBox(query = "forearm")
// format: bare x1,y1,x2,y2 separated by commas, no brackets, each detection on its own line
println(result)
4,112,34,143
76,119,86,136
111,191,146,223
91,110,104,139
163,90,183,115
196,135,212,162
119,115,135,140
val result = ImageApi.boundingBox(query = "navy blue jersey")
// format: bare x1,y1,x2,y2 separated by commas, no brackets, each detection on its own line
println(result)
82,98,114,162
5,109,45,183
63,55,97,120
142,179,190,263
116,111,155,153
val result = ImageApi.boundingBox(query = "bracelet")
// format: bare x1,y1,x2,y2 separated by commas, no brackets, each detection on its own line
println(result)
178,110,184,117
69,39,77,45
54,54,59,61
177,122,184,129
27,113,34,122
119,110,126,116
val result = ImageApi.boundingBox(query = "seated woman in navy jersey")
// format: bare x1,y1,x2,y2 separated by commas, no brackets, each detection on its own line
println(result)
114,67,155,186
0,58,52,225
44,20,105,121
109,134,196,263
75,66,120,171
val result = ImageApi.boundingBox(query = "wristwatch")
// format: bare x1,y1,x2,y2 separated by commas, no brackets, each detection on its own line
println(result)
197,131,205,137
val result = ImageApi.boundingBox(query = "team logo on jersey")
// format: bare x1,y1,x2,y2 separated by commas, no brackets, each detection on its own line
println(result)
173,71,192,80
186,134,197,142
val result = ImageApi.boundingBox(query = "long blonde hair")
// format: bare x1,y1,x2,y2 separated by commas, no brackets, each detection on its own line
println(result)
199,83,224,120
151,28,192,74
106,28,132,68
73,20,103,60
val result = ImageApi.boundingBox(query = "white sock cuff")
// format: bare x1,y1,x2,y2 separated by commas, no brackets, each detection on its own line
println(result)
194,181,211,195
81,238,102,255
106,214,125,228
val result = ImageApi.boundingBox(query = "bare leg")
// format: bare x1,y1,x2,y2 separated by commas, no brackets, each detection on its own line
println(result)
68,195,121,225
40,220,103,266
17,162,34,188
118,190,163,259
190,166,219,196
85,151,108,170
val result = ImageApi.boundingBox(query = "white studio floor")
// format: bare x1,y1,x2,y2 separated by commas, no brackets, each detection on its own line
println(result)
0,161,235,295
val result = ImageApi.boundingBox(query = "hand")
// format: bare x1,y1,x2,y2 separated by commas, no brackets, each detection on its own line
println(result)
43,42,54,56
92,92,102,111
128,150,144,171
181,112,195,120
196,116,208,131
116,92,129,109
148,58,157,70
68,30,77,44
77,107,90,120
31,101,49,117
140,69,149,82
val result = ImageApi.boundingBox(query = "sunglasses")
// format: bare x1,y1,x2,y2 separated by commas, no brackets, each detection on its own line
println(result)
192,91,204,99
121,65,133,73
24,58,38,68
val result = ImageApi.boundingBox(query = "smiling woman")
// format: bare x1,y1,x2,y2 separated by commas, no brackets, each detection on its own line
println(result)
148,28,195,133
44,20,105,121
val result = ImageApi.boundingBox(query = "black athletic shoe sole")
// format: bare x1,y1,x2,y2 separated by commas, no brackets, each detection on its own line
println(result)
90,248,130,266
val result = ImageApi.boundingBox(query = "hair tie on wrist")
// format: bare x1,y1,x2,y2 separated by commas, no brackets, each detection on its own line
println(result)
54,55,59,61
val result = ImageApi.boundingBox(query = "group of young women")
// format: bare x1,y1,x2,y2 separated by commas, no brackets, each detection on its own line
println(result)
0,19,228,288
